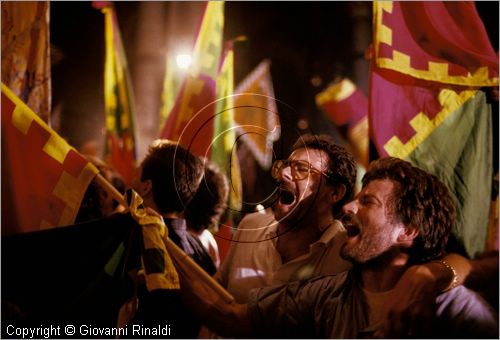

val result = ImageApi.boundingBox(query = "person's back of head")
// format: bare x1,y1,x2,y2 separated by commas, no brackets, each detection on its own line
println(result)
362,157,456,263
186,159,229,233
292,134,357,217
140,140,204,215
76,155,126,223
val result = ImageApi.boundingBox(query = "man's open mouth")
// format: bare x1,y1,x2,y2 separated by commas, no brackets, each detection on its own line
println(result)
345,224,360,237
342,214,360,237
278,187,296,205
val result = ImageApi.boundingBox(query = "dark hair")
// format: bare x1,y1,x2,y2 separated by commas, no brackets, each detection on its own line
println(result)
75,155,126,223
362,157,456,263
140,140,203,214
186,159,229,232
292,134,357,217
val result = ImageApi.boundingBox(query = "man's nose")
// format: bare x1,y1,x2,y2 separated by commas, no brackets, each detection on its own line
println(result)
279,164,293,181
342,200,358,215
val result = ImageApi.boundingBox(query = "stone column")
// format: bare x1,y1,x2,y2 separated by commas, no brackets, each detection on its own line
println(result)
130,2,166,160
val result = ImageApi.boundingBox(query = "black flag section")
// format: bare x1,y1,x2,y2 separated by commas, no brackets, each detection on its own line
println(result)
2,213,142,336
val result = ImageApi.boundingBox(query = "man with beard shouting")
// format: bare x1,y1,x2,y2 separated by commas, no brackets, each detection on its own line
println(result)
183,157,498,338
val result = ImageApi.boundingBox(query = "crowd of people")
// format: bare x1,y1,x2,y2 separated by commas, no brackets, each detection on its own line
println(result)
75,134,498,338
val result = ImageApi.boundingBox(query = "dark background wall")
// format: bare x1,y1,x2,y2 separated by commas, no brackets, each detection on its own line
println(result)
51,2,373,154
50,1,499,208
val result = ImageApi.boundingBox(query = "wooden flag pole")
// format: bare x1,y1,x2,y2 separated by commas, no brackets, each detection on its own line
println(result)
95,174,235,303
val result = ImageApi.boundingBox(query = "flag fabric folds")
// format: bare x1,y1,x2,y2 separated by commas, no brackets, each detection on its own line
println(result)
2,192,185,335
316,78,369,168
102,5,137,185
159,55,182,133
159,2,224,157
127,190,180,292
233,59,281,170
370,1,498,257
374,1,498,86
212,47,242,213
1,1,51,123
2,212,141,331
1,83,98,235
211,47,243,261
115,190,181,328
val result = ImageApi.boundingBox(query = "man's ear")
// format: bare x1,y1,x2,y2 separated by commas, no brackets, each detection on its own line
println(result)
330,184,347,204
396,225,419,246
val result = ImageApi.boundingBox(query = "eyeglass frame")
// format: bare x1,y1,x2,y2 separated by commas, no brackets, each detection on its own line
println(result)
271,159,332,181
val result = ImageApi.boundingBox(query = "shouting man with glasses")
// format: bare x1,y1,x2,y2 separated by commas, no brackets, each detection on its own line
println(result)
217,134,356,304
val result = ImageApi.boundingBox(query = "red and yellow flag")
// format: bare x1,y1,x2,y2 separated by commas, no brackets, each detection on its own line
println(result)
316,78,368,168
159,2,224,157
101,4,137,185
1,83,98,235
233,59,281,170
374,1,498,87
369,1,498,256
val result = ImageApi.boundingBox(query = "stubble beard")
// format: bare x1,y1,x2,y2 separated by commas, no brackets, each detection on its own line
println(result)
340,229,395,264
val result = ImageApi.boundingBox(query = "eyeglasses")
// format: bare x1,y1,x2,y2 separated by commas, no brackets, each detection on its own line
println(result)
271,159,331,181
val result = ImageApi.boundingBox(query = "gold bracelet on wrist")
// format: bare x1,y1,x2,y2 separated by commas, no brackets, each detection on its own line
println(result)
436,259,458,291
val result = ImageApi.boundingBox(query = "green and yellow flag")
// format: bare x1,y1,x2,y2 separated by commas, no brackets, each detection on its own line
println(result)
212,47,242,214
159,55,182,133
370,1,498,256
102,4,137,185
160,2,224,157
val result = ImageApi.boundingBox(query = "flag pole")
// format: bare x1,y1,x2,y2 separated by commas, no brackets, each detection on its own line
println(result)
95,174,235,303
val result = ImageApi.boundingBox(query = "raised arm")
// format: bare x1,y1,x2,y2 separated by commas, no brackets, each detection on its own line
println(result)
375,253,472,338
177,259,254,338
463,250,499,308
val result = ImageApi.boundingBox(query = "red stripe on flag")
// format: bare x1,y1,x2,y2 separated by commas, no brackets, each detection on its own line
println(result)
321,90,367,127
106,132,136,184
377,2,498,81
161,74,216,157
215,222,233,264
64,149,90,178
1,93,15,118
2,83,98,234
369,69,443,150
3,113,67,230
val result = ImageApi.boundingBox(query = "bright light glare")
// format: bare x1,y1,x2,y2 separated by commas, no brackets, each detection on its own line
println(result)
176,54,192,69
